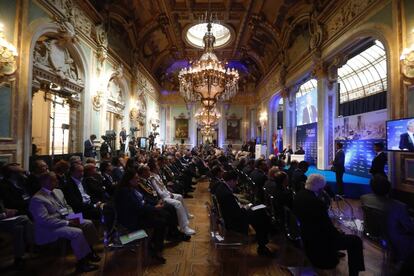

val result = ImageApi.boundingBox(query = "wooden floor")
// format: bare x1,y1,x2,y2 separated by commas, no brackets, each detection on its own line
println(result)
0,181,385,276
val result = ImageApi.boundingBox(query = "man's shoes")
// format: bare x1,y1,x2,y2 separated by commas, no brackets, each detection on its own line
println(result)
183,226,196,235
87,252,101,262
76,261,99,273
257,246,274,257
152,254,166,264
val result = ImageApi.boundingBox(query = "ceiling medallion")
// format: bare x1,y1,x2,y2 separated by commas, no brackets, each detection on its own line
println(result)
179,21,239,108
185,22,232,49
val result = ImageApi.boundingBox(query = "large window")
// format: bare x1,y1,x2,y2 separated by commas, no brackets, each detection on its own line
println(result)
338,40,387,104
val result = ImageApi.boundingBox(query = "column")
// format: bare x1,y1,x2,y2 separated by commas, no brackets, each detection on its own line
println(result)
316,76,337,170
188,104,197,148
249,108,257,140
282,95,296,150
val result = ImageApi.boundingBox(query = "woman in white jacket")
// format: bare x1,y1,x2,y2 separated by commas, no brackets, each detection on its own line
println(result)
148,160,196,236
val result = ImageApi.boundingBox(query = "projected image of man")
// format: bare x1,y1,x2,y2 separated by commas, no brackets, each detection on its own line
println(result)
302,94,317,125
399,119,414,151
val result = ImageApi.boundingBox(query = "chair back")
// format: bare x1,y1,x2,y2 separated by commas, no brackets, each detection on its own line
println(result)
102,201,118,245
362,205,388,247
284,206,302,242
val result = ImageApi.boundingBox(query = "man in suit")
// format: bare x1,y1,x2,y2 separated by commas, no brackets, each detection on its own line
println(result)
0,199,33,268
215,170,273,256
119,127,127,152
332,142,345,195
369,142,387,176
293,174,364,275
249,159,268,203
62,164,102,220
399,119,414,151
361,175,414,274
302,94,317,125
29,172,100,272
83,134,96,158
0,163,32,215
291,161,309,192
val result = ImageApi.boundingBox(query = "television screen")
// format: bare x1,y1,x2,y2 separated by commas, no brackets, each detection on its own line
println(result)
296,88,318,126
139,137,147,149
386,118,414,152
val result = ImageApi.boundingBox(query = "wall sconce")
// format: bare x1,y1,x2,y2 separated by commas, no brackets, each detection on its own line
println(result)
400,44,414,80
0,22,18,77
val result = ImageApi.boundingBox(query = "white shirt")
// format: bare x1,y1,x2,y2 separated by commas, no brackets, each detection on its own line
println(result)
408,131,414,144
71,177,91,204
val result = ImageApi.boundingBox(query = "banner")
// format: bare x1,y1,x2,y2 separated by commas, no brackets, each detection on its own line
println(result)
335,109,387,177
296,123,317,165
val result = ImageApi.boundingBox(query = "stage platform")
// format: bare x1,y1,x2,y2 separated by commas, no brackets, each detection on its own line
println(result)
305,166,371,199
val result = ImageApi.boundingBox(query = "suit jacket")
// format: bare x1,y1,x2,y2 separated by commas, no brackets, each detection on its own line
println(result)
370,152,387,175
114,187,156,231
215,182,248,234
250,169,267,188
291,168,307,192
333,149,345,172
61,177,98,219
84,139,95,157
399,133,414,151
29,188,73,244
293,189,340,268
0,178,31,214
302,105,317,125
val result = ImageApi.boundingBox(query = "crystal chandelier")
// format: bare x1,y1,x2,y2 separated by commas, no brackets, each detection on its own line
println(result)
200,125,214,136
179,22,239,107
195,106,221,126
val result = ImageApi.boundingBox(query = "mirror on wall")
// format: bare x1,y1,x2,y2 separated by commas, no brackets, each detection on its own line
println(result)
0,82,13,139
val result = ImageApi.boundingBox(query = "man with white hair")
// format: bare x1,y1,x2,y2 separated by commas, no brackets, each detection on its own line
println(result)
293,174,365,276
399,119,414,151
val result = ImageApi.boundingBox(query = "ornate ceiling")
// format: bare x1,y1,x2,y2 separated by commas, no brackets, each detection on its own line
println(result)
87,0,334,93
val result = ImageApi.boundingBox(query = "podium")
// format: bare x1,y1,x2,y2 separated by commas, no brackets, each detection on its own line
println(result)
255,144,267,159
290,154,305,162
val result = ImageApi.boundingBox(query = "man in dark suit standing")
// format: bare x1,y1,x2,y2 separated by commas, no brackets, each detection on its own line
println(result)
369,142,387,176
302,94,317,125
119,128,127,152
84,135,96,158
215,170,272,256
332,142,345,196
293,174,364,275
399,119,414,151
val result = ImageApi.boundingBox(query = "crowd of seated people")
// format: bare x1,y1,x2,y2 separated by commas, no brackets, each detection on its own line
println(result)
0,145,208,272
203,145,366,275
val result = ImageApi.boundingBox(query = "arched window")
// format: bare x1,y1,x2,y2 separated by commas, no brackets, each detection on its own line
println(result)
338,40,387,104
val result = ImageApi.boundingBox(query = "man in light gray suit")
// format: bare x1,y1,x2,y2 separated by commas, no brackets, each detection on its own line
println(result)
29,172,100,272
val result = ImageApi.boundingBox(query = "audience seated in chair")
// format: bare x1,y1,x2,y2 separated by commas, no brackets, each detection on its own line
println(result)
0,163,32,215
136,165,191,242
29,172,100,273
291,161,309,192
99,161,116,196
293,174,365,276
208,165,225,195
62,164,102,220
249,159,268,203
53,160,70,189
0,199,33,269
114,170,167,264
27,159,49,196
361,174,414,275
214,170,273,256
147,159,195,236
264,170,293,224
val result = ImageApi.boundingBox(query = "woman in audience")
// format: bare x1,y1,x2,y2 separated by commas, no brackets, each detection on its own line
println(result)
147,159,195,235
114,170,167,263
